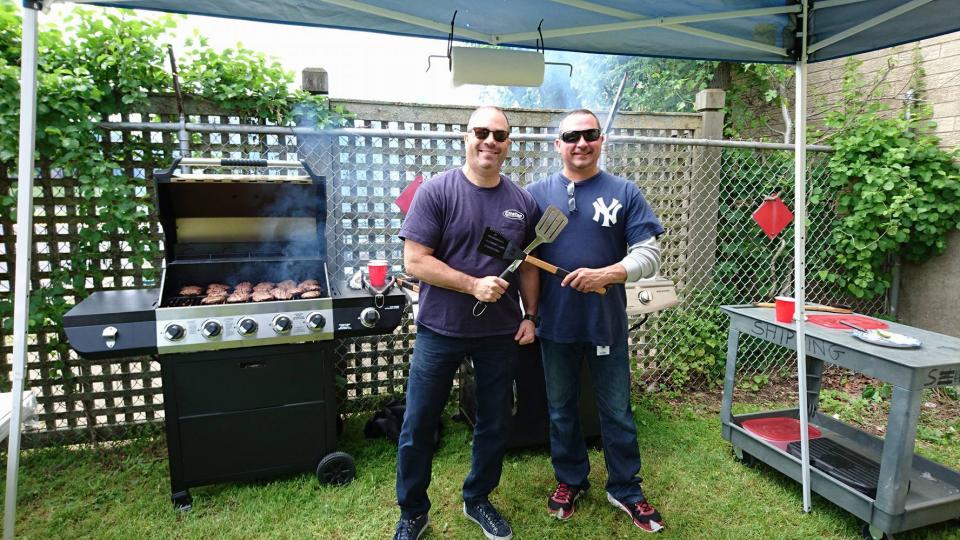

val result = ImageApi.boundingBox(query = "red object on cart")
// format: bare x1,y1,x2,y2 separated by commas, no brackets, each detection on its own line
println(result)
807,314,889,330
742,417,822,451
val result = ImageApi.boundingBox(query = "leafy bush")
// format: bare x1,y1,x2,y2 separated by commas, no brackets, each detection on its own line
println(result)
815,56,960,298
650,288,728,388
0,5,348,376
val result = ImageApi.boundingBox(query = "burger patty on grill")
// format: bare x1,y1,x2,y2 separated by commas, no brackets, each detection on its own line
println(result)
270,288,294,300
251,291,274,302
300,290,322,299
201,294,226,305
179,285,202,296
226,292,251,303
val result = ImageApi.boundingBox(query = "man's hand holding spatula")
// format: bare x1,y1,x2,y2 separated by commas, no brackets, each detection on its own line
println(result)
472,275,509,303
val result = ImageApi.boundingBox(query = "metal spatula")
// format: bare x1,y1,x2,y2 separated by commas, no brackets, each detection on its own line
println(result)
478,227,606,295
473,205,568,316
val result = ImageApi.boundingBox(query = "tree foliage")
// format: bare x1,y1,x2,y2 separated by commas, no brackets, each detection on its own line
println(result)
0,4,348,363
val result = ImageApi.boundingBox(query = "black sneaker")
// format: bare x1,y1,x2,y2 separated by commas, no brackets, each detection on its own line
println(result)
393,513,429,540
606,492,664,533
548,482,587,520
463,499,513,540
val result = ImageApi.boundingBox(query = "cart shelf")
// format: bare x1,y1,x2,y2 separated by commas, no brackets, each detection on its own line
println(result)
720,305,960,537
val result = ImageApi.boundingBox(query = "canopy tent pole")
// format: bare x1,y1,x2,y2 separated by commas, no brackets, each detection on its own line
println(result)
794,0,812,514
4,3,40,539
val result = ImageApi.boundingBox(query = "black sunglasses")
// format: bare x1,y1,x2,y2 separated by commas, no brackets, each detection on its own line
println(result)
559,128,602,144
470,127,510,142
566,181,577,213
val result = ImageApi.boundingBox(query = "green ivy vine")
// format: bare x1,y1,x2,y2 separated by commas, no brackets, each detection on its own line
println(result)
0,4,349,385
814,55,960,298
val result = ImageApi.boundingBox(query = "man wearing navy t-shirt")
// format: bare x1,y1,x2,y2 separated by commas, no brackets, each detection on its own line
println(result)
526,109,665,533
393,106,540,540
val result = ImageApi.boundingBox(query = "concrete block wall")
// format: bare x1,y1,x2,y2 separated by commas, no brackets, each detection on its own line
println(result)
808,31,960,149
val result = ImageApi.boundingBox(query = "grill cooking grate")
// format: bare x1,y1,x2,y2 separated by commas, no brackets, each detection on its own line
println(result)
787,438,881,498
160,289,325,308
164,296,203,308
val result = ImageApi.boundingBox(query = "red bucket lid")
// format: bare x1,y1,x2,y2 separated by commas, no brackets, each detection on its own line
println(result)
742,417,822,443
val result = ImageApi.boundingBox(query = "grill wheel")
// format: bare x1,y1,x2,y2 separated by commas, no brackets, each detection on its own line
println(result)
316,451,355,486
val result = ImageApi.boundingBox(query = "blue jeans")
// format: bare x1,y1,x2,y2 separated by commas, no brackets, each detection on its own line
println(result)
540,337,645,503
396,325,517,518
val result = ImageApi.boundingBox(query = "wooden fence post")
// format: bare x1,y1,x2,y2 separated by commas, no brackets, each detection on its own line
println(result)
687,89,726,289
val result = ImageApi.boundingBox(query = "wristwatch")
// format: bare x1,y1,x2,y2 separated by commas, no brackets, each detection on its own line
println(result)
522,313,541,327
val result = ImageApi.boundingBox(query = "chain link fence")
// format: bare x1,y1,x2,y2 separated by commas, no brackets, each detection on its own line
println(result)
0,100,888,447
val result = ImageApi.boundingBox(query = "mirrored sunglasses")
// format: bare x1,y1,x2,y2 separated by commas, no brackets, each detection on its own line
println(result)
559,128,602,144
567,181,577,213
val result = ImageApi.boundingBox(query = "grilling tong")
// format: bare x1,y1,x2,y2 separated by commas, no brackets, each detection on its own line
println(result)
479,228,607,296
473,205,568,317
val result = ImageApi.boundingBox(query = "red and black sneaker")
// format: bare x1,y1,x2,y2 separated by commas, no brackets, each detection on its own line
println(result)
606,492,664,533
548,482,586,520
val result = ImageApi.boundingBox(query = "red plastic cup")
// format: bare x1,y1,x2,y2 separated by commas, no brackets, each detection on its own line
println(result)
368,260,389,287
775,296,795,323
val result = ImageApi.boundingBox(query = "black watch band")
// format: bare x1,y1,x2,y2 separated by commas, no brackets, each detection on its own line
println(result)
522,313,541,327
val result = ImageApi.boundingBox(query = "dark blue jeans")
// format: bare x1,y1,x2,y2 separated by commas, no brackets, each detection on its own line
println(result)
396,325,517,518
540,337,645,503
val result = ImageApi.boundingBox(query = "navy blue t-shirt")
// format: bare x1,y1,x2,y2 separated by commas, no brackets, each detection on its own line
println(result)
526,171,664,346
399,168,541,338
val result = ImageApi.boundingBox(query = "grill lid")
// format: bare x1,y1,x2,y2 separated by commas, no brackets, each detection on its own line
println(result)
154,158,327,262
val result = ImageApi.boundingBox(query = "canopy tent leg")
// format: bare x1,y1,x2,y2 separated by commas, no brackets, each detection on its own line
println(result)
794,0,812,515
4,4,40,540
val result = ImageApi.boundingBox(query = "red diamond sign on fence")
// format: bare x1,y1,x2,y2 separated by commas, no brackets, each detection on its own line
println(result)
752,194,794,239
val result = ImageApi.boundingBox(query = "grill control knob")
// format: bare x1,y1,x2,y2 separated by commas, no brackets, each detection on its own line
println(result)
163,323,185,341
360,307,380,328
306,312,326,331
201,320,222,339
237,317,258,336
272,315,293,334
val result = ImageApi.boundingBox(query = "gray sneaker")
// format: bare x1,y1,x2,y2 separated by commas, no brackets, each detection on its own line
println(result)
393,513,429,540
463,500,513,540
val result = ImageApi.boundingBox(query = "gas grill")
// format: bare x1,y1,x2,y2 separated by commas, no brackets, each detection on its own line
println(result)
63,158,406,510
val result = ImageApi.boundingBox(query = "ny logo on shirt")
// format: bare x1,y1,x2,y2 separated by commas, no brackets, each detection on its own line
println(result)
592,197,622,227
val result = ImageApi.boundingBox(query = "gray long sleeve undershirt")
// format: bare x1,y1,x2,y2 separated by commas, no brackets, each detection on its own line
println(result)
619,236,661,282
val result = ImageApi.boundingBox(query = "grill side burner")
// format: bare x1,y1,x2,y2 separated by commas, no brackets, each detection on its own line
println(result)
63,289,160,358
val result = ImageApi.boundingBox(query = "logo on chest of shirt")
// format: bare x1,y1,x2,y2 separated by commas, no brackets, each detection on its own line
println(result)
592,198,622,227
503,209,525,222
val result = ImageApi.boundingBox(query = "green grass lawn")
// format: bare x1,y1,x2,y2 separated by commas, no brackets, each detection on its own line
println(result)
2,396,958,539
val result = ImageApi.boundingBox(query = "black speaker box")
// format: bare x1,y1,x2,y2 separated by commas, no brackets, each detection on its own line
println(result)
457,340,600,449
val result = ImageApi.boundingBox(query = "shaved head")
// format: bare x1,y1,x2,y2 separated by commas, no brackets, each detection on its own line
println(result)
468,106,510,131
559,109,601,133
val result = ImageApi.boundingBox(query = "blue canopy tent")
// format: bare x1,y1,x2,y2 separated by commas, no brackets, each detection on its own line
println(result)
7,1,960,538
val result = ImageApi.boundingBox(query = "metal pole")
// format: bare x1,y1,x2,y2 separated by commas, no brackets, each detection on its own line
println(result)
600,71,629,171
5,4,40,539
94,121,835,151
166,44,191,173
889,88,915,319
794,0,812,514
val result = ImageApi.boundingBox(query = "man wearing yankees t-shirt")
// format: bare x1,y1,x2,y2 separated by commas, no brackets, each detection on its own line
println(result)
526,109,666,533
